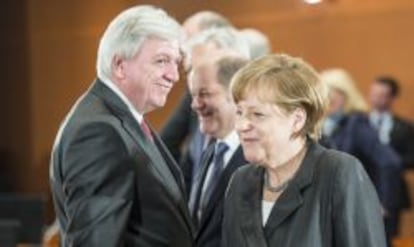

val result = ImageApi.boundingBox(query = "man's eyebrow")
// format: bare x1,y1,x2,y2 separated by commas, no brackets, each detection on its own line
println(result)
155,52,183,63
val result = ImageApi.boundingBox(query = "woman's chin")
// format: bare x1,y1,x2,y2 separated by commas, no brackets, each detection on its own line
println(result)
244,154,265,166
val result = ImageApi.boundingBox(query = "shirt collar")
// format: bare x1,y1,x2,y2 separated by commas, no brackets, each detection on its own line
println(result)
370,110,392,122
216,130,240,153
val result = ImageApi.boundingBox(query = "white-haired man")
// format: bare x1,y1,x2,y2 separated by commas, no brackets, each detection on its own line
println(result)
50,6,194,246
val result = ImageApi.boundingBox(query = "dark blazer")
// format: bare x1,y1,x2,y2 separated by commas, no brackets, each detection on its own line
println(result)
390,116,414,170
321,112,402,211
389,116,414,209
160,89,199,163
50,80,195,247
180,131,209,196
189,144,246,247
222,141,386,247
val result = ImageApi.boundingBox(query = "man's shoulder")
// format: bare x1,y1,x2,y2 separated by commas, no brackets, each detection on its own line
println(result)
58,90,125,146
393,115,414,129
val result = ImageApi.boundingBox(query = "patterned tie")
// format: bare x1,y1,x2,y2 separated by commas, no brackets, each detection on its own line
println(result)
140,120,153,142
200,142,229,210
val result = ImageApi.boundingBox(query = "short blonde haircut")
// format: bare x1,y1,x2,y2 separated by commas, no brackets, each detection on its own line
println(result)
231,54,328,140
320,68,368,113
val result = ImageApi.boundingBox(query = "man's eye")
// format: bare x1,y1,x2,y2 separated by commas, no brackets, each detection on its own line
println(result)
236,109,242,116
156,58,168,65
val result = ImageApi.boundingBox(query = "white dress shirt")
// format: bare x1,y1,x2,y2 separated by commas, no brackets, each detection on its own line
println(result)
197,130,240,219
370,110,393,144
262,200,275,226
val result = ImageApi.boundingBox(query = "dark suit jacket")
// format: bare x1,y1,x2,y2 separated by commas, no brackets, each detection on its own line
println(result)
222,141,386,247
321,112,402,211
389,116,414,209
180,131,209,196
390,116,414,170
189,144,246,247
50,80,195,247
160,89,199,163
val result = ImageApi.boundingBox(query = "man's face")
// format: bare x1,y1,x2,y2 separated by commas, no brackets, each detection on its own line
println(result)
189,64,236,139
369,82,393,111
115,38,181,113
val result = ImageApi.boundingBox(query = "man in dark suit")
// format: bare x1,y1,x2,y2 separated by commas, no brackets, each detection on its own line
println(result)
186,54,248,247
49,6,194,247
160,11,233,164
368,76,414,241
166,27,251,195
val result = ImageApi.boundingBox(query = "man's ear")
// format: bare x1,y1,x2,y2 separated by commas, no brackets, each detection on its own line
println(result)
112,55,126,80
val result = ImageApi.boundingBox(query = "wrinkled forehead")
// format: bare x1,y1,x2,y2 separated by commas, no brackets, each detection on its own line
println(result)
141,38,183,62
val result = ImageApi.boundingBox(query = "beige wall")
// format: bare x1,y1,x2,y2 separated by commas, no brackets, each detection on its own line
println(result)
3,0,413,198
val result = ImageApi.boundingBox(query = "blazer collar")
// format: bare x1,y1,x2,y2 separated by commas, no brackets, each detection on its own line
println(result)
239,166,267,247
240,140,325,245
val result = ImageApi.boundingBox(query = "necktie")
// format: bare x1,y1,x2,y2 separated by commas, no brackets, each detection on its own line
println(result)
376,115,384,131
140,120,153,142
201,142,229,210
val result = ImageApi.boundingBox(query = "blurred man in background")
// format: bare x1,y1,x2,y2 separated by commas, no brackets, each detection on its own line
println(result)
369,76,414,241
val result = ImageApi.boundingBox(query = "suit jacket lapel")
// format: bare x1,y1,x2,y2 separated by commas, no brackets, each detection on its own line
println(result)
152,130,186,196
90,80,190,226
264,140,324,238
188,144,215,220
198,146,246,232
240,166,268,247
151,130,196,235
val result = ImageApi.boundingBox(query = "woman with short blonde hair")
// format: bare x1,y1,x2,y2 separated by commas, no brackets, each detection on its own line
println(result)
222,54,386,247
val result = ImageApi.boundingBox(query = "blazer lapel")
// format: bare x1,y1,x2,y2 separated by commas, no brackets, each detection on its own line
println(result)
188,144,215,223
240,166,268,247
121,112,184,200
198,146,246,232
90,80,186,217
152,131,186,196
264,140,324,238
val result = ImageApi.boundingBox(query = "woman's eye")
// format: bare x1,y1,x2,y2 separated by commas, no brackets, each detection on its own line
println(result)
199,92,211,98
253,112,265,117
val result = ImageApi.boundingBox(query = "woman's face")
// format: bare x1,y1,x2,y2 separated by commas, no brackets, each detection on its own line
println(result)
327,88,346,115
235,93,302,167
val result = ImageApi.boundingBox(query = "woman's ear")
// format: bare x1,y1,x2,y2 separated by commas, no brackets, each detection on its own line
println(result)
292,107,307,132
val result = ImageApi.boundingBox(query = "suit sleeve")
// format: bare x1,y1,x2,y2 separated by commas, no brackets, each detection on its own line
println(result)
61,122,135,246
333,156,387,247
394,119,414,169
354,118,402,210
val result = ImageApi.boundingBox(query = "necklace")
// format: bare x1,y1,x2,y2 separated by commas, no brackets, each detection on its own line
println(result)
263,142,308,193
264,171,290,193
